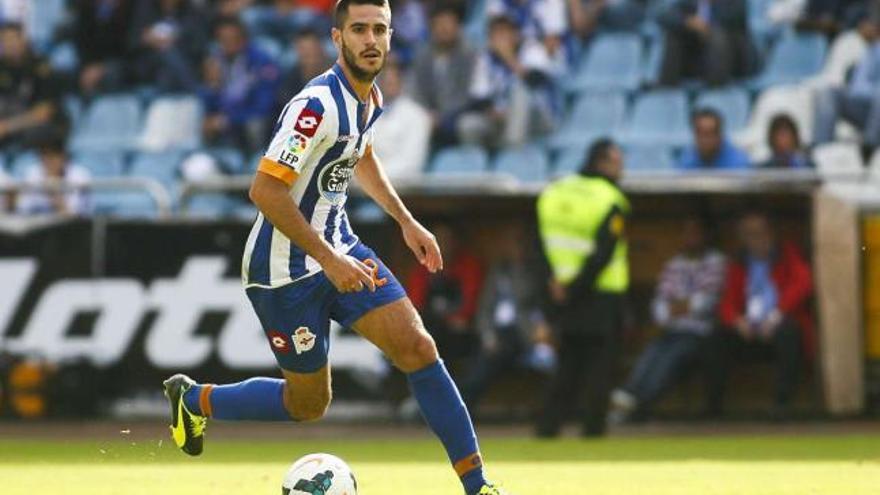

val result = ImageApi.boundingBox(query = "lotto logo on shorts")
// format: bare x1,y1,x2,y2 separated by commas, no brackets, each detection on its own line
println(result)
268,330,291,354
293,326,317,355
294,108,322,137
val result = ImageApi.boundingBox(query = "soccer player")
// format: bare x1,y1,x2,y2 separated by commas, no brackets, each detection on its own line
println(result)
162,2,507,494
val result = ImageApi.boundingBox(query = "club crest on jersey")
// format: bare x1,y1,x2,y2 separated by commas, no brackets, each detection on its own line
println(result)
268,330,291,354
293,327,317,355
294,108,322,138
317,157,357,205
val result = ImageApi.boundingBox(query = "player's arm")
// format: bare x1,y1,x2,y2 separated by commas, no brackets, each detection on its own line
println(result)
249,171,374,293
251,97,374,292
355,145,443,273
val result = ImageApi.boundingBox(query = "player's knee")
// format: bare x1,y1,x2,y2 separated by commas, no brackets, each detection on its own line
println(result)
284,384,332,422
393,332,439,373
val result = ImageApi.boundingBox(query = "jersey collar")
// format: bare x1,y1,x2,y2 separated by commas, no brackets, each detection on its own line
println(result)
331,63,384,132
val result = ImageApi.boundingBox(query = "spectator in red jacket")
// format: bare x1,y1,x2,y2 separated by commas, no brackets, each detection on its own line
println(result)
407,223,485,362
712,210,814,417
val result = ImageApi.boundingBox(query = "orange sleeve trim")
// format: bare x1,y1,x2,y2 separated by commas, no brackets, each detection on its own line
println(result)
453,452,483,478
258,158,298,186
199,384,214,418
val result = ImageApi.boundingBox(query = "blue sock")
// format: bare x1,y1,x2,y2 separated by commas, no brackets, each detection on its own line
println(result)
183,378,291,421
407,360,486,495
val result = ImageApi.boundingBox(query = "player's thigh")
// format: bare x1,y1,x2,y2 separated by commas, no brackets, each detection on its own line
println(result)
351,297,439,372
281,364,332,421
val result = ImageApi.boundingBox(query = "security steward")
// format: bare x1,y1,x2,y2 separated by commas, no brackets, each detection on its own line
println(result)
535,138,630,437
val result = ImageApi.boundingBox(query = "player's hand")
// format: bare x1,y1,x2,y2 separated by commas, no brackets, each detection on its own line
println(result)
322,253,376,293
401,219,443,273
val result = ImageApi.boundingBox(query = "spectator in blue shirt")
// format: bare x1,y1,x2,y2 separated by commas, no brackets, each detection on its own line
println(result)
201,17,280,154
814,23,880,149
678,108,751,169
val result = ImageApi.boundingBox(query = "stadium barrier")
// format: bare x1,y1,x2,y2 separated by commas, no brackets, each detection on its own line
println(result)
0,172,877,417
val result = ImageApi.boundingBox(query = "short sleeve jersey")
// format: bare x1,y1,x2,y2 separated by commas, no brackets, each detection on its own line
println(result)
242,64,384,288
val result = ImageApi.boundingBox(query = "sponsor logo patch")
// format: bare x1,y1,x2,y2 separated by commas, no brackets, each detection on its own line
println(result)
293,326,317,355
317,157,357,205
287,132,308,154
268,330,291,354
294,108,322,137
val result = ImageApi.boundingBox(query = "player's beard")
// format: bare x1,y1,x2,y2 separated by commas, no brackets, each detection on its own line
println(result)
341,38,385,83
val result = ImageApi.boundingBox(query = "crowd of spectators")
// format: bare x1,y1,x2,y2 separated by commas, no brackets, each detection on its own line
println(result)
0,0,879,216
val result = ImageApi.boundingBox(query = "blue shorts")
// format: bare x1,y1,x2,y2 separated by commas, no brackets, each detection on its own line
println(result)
245,242,407,373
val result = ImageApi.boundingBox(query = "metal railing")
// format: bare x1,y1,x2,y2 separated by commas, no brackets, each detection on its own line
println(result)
0,177,174,217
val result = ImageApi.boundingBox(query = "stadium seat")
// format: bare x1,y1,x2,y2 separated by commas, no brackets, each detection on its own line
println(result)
812,142,864,179
429,146,490,176
48,42,78,73
128,151,185,187
185,194,237,218
206,147,247,174
747,0,778,46
566,34,642,93
695,88,751,133
72,150,126,178
28,0,67,52
492,144,550,183
70,94,143,152
749,33,827,90
620,90,691,148
9,152,39,179
625,144,677,172
138,96,203,152
641,37,665,86
808,30,869,88
92,191,160,219
547,91,627,149
552,144,589,177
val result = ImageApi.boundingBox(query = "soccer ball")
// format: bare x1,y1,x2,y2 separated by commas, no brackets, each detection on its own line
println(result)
282,453,358,495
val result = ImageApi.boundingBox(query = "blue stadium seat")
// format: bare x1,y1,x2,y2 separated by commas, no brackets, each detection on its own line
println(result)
625,144,677,172
748,0,779,45
92,191,159,218
566,34,642,93
138,95,203,152
72,150,126,177
186,194,237,218
547,91,627,149
9,152,39,179
642,37,665,86
28,0,67,52
695,88,751,132
492,144,550,183
128,151,185,187
620,90,691,147
429,146,490,176
206,147,246,174
553,144,589,176
49,42,78,72
70,94,143,152
749,33,827,90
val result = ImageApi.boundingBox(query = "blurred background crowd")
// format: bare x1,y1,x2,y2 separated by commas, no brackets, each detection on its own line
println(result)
0,0,878,216
0,0,876,432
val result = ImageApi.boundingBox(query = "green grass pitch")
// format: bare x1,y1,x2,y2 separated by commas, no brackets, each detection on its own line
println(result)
2,434,878,494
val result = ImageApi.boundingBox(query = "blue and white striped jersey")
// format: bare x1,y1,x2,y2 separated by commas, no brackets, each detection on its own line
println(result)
242,63,384,288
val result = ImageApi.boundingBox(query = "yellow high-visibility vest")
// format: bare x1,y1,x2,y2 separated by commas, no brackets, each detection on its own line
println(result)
537,174,630,293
